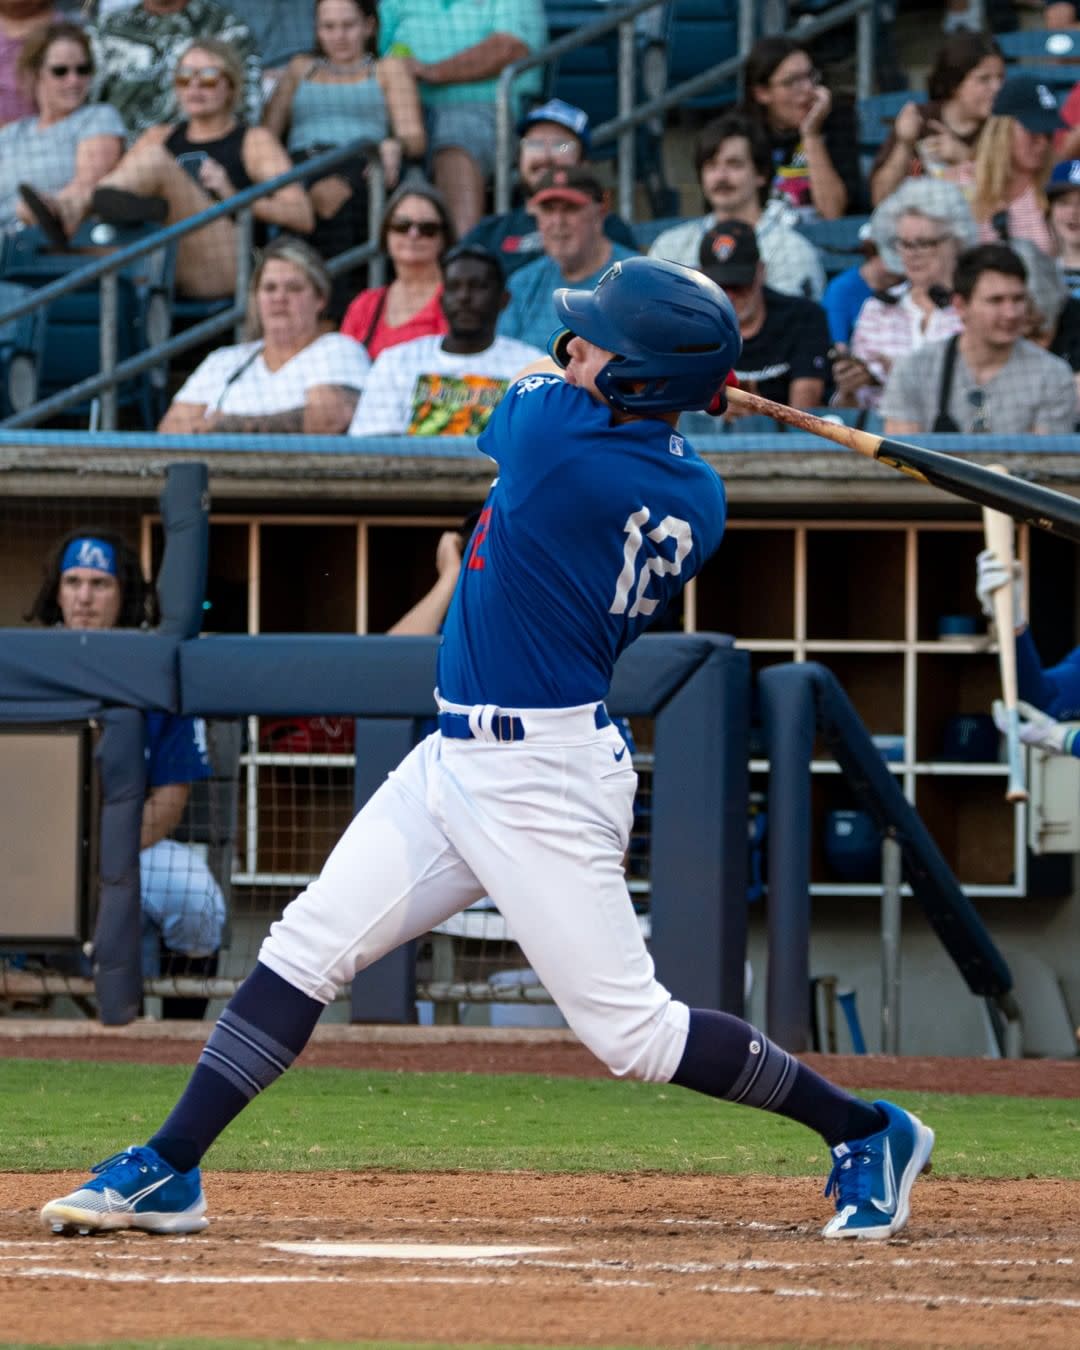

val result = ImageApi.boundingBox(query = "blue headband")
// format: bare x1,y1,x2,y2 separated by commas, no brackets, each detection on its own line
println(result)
61,537,118,576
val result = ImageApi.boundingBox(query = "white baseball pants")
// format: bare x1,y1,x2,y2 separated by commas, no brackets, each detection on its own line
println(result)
259,699,691,1082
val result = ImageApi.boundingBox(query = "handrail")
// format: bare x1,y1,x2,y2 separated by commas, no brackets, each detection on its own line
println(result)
494,0,667,215
0,139,384,430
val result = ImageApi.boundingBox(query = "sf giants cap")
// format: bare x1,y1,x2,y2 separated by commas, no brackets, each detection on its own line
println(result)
698,219,761,287
992,74,1064,135
529,166,606,208
1048,158,1080,197
518,98,591,153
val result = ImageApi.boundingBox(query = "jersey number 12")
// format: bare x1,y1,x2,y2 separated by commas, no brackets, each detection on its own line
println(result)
609,506,693,618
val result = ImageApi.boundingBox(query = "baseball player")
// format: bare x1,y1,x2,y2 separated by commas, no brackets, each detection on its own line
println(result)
42,257,933,1242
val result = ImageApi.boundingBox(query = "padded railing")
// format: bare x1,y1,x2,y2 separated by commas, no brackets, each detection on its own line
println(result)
0,140,385,432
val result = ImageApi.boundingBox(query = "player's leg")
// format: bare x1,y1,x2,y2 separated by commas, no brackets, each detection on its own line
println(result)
445,726,932,1239
41,737,484,1236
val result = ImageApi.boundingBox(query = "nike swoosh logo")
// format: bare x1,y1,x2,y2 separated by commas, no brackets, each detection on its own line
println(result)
870,1136,896,1214
613,746,627,762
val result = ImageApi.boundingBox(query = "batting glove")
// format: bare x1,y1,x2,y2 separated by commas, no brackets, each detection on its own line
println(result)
976,548,1024,625
993,698,1080,755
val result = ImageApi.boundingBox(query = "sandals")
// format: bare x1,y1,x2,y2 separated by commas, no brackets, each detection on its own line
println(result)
90,186,168,226
18,183,69,250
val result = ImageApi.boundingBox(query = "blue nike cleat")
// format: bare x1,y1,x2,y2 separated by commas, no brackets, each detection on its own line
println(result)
40,1145,208,1236
822,1099,934,1239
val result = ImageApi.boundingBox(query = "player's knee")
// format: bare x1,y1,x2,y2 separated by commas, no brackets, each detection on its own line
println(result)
574,1001,689,1084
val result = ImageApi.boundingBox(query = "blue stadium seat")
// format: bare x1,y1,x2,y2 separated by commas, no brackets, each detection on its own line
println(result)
0,223,176,428
631,215,688,251
996,32,1080,96
0,279,45,419
663,0,740,110
805,406,884,434
795,215,870,278
857,90,925,157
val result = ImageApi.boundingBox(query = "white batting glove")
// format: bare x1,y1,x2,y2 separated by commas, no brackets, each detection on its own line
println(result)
993,698,1080,755
975,548,1024,625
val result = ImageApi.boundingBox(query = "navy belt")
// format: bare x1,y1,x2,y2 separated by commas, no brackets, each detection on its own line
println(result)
438,704,611,742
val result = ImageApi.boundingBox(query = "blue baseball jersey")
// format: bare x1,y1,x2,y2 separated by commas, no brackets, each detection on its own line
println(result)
146,712,212,789
437,376,727,707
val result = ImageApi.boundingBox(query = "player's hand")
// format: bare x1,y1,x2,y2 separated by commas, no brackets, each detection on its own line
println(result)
975,547,1024,624
993,698,1080,755
435,530,464,577
800,83,831,138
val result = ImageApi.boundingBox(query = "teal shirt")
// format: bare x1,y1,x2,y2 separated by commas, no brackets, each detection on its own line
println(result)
378,0,547,109
497,243,639,351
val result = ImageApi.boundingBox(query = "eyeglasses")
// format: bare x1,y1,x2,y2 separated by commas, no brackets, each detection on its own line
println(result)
46,62,92,78
891,234,949,254
175,66,225,88
967,387,990,434
771,66,820,90
387,217,443,237
522,136,578,157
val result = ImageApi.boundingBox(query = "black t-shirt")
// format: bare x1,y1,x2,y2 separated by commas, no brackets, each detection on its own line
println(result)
733,287,832,404
759,98,863,216
1051,296,1080,375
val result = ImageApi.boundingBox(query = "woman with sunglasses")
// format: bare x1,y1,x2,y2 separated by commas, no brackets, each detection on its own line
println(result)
0,22,124,239
737,35,862,221
340,181,454,357
25,38,314,298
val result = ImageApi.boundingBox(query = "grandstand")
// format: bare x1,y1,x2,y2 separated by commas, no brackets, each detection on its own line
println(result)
1,0,1079,1062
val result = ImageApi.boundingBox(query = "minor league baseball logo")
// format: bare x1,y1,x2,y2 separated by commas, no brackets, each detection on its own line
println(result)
710,234,738,261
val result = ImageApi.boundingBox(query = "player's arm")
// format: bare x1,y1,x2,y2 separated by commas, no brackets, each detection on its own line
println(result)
140,782,190,850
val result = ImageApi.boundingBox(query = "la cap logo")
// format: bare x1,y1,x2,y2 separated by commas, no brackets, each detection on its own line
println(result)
711,234,738,261
1037,83,1057,109
75,541,111,570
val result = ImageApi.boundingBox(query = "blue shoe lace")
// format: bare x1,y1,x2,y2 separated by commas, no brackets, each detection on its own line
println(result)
824,1139,882,1208
90,1146,164,1183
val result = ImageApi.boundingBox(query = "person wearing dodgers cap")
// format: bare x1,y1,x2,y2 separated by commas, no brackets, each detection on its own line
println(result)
460,97,635,275
1048,159,1080,297
946,73,1062,254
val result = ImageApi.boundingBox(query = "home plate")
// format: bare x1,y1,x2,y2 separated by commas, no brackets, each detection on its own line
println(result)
268,1242,562,1261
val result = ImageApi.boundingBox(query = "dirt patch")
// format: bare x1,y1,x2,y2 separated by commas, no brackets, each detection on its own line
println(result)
2,1171,1079,1348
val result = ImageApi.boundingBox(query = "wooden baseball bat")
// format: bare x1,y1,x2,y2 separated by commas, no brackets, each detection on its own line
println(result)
724,386,1080,543
981,468,1027,803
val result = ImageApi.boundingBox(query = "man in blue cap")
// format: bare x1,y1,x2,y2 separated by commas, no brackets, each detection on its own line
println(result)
461,96,636,274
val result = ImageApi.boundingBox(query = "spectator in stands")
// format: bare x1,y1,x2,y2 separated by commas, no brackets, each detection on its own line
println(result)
379,0,548,237
26,40,314,296
89,0,262,138
1009,235,1080,405
496,167,636,351
0,0,56,127
262,0,425,195
27,529,225,1019
832,178,974,410
869,31,1004,206
340,181,454,357
462,97,636,276
158,236,368,434
739,35,861,220
822,223,902,344
947,75,1060,255
1046,4,1080,30
349,243,541,436
648,111,826,301
1047,159,1080,295
697,219,830,413
881,242,1076,435
0,22,124,238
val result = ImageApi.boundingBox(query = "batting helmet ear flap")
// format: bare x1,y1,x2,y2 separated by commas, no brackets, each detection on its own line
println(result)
548,327,574,369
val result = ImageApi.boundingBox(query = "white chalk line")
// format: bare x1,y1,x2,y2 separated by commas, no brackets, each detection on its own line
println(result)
5,1262,1079,1311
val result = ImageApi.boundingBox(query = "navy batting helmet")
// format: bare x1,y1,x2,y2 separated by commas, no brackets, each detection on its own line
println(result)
549,256,741,414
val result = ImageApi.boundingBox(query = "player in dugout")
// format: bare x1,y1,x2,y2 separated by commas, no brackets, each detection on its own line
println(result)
41,257,934,1244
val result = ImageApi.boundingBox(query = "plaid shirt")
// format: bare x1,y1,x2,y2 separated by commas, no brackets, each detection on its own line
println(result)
90,0,262,138
850,285,964,408
880,335,1077,434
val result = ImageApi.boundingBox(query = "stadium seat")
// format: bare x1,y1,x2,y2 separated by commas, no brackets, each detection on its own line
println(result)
996,32,1080,97
857,90,924,158
795,216,870,278
805,406,884,434
0,278,45,419
630,215,688,251
0,223,176,428
663,0,740,110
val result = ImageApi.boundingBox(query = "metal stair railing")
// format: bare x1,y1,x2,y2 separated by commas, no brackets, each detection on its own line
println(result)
0,140,385,431
497,0,878,223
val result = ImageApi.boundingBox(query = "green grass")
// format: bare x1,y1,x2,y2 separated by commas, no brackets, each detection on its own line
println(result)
1,1060,1077,1178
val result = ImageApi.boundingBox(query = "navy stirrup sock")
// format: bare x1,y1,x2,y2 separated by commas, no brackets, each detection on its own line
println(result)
149,962,324,1173
671,1008,885,1147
